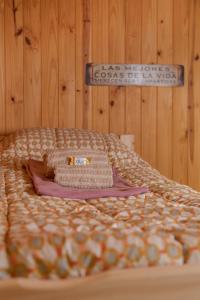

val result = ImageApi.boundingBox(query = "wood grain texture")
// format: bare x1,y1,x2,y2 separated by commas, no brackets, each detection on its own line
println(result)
157,0,173,177
125,0,142,154
5,0,24,132
24,0,41,128
82,0,92,129
92,0,109,133
59,0,76,128
188,0,200,190
75,0,84,129
173,0,189,184
141,0,157,167
75,0,92,130
0,0,5,135
2,265,200,300
109,0,125,134
1,0,200,189
41,0,58,127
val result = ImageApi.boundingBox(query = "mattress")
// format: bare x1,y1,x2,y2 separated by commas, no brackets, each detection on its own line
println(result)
0,128,200,279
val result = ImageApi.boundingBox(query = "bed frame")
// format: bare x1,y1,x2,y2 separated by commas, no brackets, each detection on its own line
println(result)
1,133,200,300
1,265,200,300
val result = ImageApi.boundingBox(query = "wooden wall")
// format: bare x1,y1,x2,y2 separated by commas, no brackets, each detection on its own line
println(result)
0,0,200,190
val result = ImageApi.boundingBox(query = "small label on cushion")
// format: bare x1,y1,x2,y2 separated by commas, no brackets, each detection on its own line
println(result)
67,156,92,166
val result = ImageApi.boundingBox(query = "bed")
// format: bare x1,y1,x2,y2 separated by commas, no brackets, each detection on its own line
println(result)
1,127,200,300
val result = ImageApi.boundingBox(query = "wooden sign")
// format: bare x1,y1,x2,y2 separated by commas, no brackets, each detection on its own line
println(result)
86,64,184,87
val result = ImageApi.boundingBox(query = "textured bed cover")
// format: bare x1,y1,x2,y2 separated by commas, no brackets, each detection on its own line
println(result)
0,128,200,280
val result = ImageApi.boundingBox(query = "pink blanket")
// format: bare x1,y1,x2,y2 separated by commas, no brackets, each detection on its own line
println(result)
26,160,148,200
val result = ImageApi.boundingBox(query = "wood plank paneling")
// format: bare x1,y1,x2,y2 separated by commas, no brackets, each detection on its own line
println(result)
59,0,76,128
75,0,84,129
92,0,109,133
82,0,92,129
125,0,142,154
1,0,200,190
173,0,189,184
76,0,92,130
157,0,173,177
141,0,157,167
188,0,200,190
109,0,125,134
41,0,58,127
5,0,23,132
0,0,5,134
24,0,41,128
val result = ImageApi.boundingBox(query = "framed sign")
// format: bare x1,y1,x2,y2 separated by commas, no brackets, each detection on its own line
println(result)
86,64,184,87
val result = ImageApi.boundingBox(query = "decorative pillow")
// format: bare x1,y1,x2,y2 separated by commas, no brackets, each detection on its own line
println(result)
1,128,56,161
54,164,113,189
43,149,110,178
56,128,107,151
1,128,108,161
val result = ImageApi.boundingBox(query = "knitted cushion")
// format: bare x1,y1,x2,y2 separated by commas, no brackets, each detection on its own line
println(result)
54,164,113,189
43,149,110,178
